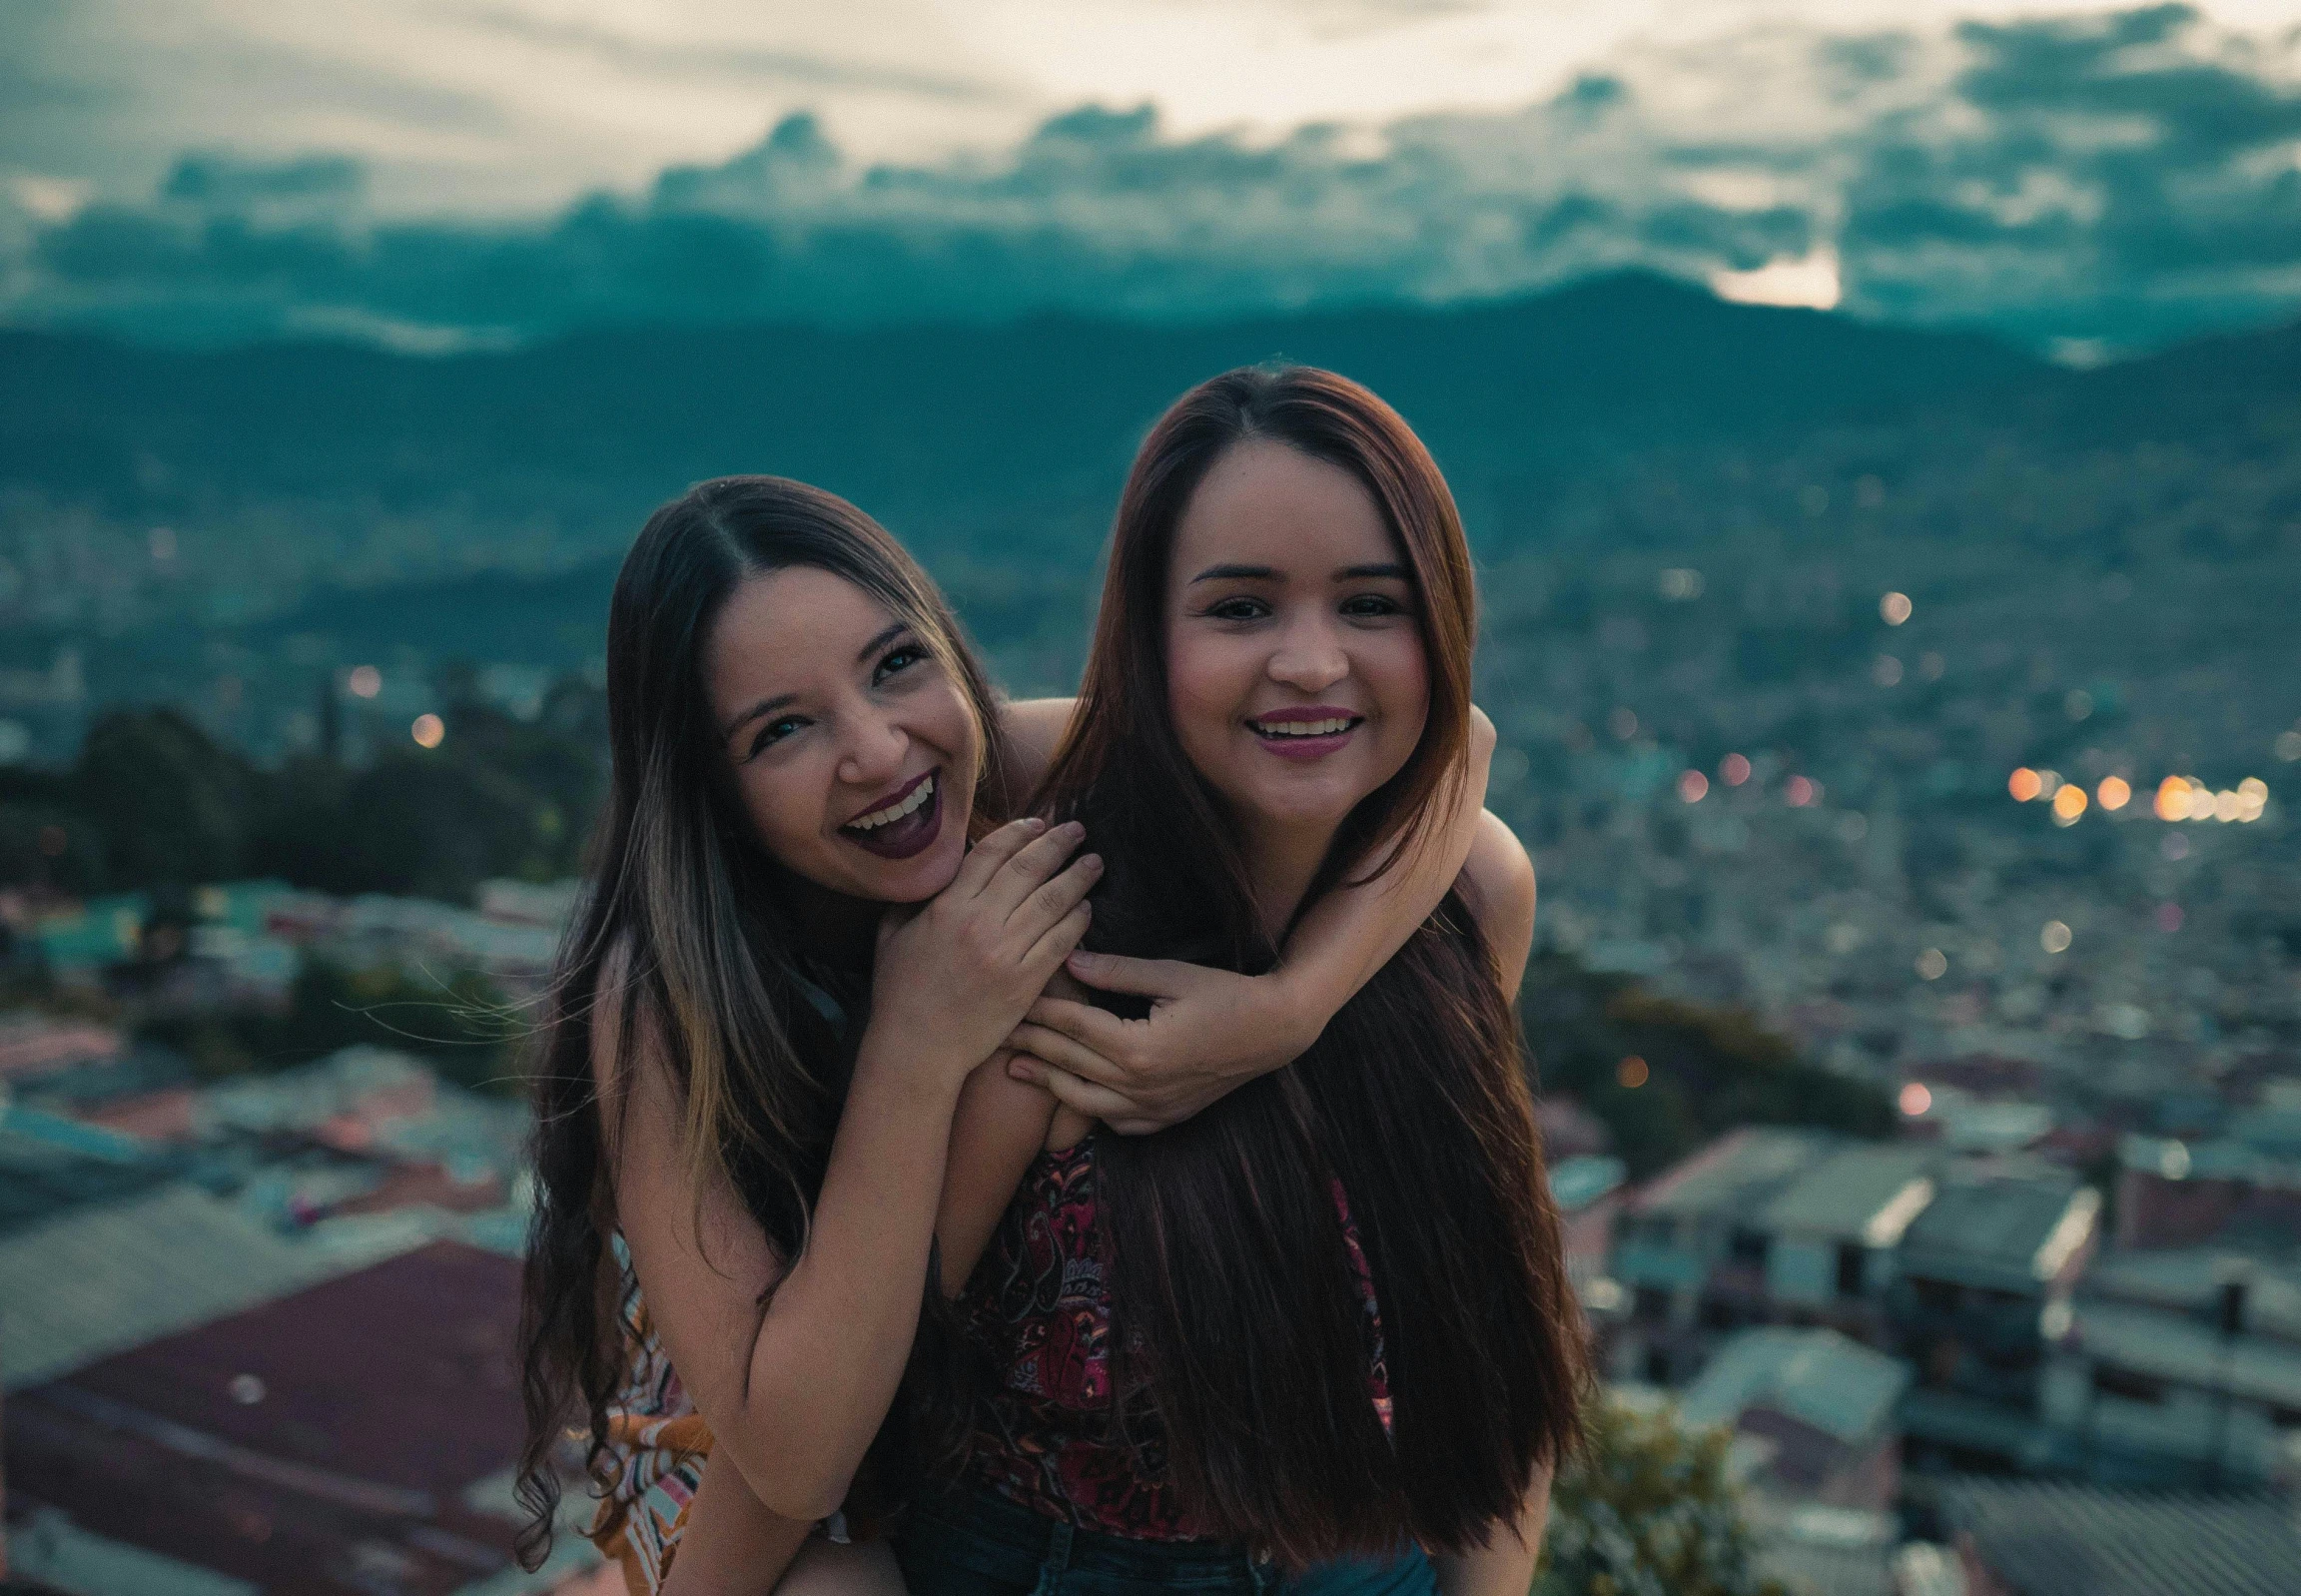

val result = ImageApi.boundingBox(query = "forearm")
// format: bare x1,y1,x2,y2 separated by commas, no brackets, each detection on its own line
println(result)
660,1451,815,1596
935,1057,1058,1296
717,1039,966,1516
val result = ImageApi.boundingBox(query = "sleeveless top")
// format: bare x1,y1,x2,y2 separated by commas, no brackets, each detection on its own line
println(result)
950,1134,1392,1540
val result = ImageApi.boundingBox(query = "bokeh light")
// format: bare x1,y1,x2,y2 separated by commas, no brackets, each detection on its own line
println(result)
1785,775,1819,807
2040,920,2072,954
1617,1056,1649,1090
1899,1082,1932,1117
1881,591,1913,624
1678,769,1709,803
2051,784,2088,824
410,713,445,748
348,665,382,698
2096,775,2130,810
2155,902,2184,933
2278,730,2301,762
2154,775,2189,821
1720,752,1751,786
1916,948,1947,980
1873,654,1904,686
2009,767,2042,801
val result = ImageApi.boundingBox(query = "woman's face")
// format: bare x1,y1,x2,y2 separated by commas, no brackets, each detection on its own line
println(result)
1163,439,1429,837
705,566,982,905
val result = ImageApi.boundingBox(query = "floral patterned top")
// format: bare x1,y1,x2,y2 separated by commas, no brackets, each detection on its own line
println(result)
952,1135,1392,1539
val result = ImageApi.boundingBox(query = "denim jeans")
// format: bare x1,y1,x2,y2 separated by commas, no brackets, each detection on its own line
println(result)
892,1485,1436,1596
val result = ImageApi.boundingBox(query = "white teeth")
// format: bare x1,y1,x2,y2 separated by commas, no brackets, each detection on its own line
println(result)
850,774,934,831
1253,717,1354,737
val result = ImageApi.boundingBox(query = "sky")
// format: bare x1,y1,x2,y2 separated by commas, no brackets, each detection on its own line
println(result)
4,0,2300,353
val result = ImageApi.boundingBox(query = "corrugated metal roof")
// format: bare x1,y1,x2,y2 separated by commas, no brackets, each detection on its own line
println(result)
1940,1479,2301,1596
8,1240,533,1595
1902,1170,2092,1289
1634,1127,1834,1219
2074,1301,2301,1406
0,1183,424,1389
1676,1325,1912,1445
1758,1144,1937,1239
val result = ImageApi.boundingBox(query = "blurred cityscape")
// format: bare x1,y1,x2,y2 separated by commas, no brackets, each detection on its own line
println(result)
4,245,2300,1596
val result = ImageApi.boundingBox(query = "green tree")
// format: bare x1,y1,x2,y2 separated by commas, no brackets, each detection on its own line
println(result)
1534,1401,1788,1596
73,708,253,887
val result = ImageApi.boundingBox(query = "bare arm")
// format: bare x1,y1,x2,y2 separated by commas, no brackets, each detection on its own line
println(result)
1000,707,1501,1131
656,1453,816,1596
610,819,1097,1522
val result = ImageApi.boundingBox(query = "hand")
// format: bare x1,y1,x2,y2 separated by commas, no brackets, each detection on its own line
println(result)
868,819,1101,1089
1000,949,1314,1135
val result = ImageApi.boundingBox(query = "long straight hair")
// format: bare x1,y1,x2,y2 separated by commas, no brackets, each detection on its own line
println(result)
514,475,1013,1565
1033,367,1587,1566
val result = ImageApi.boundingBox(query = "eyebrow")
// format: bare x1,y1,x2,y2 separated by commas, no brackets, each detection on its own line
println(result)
1187,561,1413,583
721,622,914,741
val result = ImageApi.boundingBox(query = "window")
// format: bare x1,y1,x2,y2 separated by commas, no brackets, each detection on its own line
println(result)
1912,1277,1962,1312
1837,1241,1867,1298
2092,1365,2167,1404
1728,1226,1771,1266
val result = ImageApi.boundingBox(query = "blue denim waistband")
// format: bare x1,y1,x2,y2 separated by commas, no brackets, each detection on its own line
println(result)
899,1483,1278,1593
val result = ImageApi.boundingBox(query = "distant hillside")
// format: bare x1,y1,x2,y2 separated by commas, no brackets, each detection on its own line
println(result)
1,272,2044,565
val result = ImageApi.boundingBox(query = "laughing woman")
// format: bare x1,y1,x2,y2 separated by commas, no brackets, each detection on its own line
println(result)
513,477,1499,1595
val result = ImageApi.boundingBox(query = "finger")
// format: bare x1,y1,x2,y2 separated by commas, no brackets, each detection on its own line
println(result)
950,816,1048,897
1009,854,1103,943
1004,1022,1131,1089
1024,1066,1141,1124
1061,950,1195,1001
978,820,1087,917
1021,900,1093,983
1022,996,1137,1059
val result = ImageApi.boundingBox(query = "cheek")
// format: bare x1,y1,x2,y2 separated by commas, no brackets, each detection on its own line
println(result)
1371,636,1432,745
1163,630,1245,752
734,759,827,861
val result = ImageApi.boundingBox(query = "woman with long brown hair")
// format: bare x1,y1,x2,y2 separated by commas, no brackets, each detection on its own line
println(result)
513,474,1497,1595
896,367,1587,1596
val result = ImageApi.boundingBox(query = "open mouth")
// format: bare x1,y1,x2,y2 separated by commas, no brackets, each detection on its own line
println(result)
1248,710,1365,760
840,769,943,860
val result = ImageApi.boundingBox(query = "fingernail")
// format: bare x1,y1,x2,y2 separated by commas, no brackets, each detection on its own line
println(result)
1023,817,1048,833
1082,854,1104,873
1064,820,1087,838
1068,950,1097,966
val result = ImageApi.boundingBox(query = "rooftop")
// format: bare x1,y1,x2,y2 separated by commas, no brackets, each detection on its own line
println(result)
0,1181,430,1390
2073,1300,2301,1406
1901,1167,2097,1291
1676,1325,1912,1446
1758,1143,1937,1244
3,1240,556,1596
1939,1479,2301,1596
1630,1126,1834,1221
2084,1246,2301,1342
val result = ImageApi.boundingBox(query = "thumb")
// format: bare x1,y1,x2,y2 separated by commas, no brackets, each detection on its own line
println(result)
1063,950,1193,1000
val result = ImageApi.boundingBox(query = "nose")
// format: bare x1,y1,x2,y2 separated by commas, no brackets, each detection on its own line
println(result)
837,705,909,788
1266,612,1349,695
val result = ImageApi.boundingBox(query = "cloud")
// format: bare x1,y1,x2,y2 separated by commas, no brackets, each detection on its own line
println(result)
4,5,2299,353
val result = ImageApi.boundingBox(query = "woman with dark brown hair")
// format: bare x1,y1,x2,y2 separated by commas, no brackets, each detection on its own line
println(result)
513,474,1500,1595
895,367,1587,1596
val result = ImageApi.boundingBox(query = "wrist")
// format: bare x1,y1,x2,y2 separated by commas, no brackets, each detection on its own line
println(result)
851,1022,972,1111
1258,966,1329,1064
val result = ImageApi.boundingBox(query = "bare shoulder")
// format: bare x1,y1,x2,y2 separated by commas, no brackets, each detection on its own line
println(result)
1454,810,1536,1000
589,934,671,1164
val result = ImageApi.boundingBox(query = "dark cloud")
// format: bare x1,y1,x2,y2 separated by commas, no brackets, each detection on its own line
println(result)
5,6,2300,355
